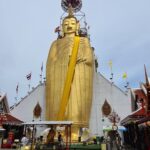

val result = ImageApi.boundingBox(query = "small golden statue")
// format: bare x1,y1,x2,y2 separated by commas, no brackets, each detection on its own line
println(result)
46,6,94,141
47,126,56,144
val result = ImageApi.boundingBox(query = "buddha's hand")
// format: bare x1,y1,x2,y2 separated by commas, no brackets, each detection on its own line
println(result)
77,57,92,66
76,57,86,64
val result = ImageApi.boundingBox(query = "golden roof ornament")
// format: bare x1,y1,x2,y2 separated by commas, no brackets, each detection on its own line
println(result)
57,0,89,38
68,4,74,16
61,0,82,13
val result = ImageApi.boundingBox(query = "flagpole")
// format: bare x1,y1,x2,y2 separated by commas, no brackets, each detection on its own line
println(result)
40,62,43,83
15,83,19,104
16,88,18,102
29,73,32,92
109,60,113,83
122,72,129,92
40,73,42,83
26,72,32,92
28,80,31,92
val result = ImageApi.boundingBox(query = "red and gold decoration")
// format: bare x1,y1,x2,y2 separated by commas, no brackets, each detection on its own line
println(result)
108,111,120,127
102,99,112,117
33,102,42,118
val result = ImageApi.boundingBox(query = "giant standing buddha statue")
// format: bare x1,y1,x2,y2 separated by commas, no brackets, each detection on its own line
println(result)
46,0,94,140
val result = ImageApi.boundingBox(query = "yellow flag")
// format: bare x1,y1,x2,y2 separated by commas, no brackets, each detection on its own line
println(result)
108,60,112,68
122,72,127,79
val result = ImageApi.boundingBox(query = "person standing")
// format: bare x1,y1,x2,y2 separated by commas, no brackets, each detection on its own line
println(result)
21,135,29,146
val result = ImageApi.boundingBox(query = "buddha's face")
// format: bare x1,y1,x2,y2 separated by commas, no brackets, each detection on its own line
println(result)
63,17,78,34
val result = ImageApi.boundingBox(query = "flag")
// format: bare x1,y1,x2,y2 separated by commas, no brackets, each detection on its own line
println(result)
41,62,43,72
122,72,127,79
55,26,60,33
16,84,19,94
26,73,32,80
84,21,87,26
108,60,113,69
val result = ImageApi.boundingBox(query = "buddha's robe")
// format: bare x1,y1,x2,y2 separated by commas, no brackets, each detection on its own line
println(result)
46,36,94,128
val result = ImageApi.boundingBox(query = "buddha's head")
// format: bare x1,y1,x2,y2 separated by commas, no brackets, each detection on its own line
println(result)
62,16,79,36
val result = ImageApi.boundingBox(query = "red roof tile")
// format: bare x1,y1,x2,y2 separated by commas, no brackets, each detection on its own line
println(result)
134,89,147,100
130,107,146,116
0,113,23,124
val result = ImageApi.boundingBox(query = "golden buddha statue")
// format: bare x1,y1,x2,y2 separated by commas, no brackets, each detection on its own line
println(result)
46,13,94,140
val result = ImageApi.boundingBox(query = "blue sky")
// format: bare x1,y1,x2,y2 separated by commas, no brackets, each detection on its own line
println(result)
0,0,150,106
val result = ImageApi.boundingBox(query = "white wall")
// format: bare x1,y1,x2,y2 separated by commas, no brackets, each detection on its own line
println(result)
89,72,132,136
11,73,132,137
11,83,45,122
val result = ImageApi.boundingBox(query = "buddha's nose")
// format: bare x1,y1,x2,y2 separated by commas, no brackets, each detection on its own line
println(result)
68,23,72,27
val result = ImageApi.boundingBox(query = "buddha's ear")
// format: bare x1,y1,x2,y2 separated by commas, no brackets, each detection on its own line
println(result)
60,24,64,37
76,21,80,36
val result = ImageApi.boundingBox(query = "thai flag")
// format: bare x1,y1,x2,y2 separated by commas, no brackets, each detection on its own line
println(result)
26,73,32,80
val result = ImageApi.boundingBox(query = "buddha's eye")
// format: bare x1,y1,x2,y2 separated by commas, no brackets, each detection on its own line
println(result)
64,22,68,26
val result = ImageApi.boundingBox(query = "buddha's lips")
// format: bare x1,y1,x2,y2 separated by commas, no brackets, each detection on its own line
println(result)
67,27,73,30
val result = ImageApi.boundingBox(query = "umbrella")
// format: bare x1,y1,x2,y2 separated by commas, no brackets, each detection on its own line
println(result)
0,125,5,131
118,126,127,131
103,125,127,131
103,126,112,131
40,128,50,136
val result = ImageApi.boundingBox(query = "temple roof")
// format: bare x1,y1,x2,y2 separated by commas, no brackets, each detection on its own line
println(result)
121,107,146,125
0,113,23,125
130,107,146,116
0,92,10,113
121,67,150,125
10,82,45,111
134,88,147,100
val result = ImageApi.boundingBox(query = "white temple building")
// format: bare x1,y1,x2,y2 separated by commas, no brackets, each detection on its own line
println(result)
9,0,132,138
10,71,132,136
